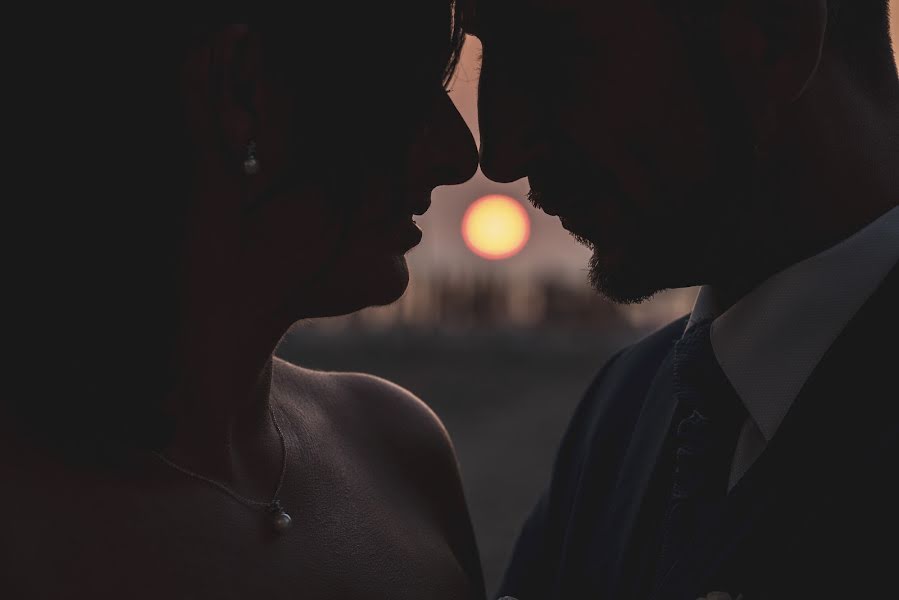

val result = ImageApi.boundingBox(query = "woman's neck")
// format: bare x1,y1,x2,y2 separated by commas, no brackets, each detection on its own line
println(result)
159,305,285,488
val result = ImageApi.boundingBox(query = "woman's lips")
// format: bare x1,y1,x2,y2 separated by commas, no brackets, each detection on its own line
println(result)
379,216,423,253
411,198,431,216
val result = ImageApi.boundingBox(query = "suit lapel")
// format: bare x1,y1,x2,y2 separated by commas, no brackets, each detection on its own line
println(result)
652,263,899,600
574,347,681,599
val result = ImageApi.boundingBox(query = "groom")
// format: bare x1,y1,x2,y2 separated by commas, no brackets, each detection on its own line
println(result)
472,1,898,598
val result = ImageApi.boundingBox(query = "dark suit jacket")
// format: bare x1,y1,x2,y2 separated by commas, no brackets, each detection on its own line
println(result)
498,264,899,600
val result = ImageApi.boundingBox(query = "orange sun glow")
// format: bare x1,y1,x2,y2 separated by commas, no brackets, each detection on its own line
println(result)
462,195,531,260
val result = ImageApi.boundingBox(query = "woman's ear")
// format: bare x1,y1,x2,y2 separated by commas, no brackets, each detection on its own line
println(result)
215,25,263,148
182,25,263,169
720,0,828,105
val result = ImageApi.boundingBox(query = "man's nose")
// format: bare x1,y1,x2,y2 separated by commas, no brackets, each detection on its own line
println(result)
477,64,545,183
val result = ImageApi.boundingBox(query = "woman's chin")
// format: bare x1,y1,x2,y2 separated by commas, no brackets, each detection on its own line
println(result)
361,254,411,308
294,254,411,320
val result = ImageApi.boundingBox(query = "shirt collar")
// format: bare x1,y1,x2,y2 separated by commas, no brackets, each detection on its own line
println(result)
689,206,899,441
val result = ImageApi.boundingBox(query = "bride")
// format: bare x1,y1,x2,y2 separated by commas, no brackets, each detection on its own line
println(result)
2,13,484,600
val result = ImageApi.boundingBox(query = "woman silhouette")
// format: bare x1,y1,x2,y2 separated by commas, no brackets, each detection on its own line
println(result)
3,13,483,600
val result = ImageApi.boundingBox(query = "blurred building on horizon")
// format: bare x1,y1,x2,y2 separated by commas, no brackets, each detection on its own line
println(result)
300,271,698,334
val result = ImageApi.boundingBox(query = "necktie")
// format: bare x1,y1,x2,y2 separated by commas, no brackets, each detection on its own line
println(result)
652,319,748,589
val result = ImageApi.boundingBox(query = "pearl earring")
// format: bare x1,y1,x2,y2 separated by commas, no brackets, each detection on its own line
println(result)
243,140,260,176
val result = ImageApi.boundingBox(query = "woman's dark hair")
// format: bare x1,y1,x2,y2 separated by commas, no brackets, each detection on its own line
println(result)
827,0,897,94
6,10,468,462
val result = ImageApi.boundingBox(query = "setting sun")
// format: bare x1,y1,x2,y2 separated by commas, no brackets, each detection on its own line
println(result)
462,195,531,260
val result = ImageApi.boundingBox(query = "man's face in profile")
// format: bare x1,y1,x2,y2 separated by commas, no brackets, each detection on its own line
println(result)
475,0,756,303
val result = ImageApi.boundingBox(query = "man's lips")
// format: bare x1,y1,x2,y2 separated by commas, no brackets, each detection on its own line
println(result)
559,216,589,239
537,201,560,217
528,184,568,218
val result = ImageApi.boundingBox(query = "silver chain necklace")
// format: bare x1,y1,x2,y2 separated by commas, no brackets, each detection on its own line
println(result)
152,402,292,533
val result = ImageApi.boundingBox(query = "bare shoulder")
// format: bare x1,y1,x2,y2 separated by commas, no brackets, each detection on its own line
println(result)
271,356,455,464
273,358,485,594
270,356,467,524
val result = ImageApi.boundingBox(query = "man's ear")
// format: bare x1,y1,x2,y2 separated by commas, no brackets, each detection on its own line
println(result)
720,0,828,106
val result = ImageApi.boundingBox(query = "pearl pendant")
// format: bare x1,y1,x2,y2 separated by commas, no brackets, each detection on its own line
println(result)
267,499,291,533
243,157,260,176
272,510,292,532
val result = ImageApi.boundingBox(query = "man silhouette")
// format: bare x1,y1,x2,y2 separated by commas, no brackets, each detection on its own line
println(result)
472,1,899,598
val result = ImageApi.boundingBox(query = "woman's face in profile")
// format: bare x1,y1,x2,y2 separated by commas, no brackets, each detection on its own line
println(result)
187,17,478,326
264,88,478,319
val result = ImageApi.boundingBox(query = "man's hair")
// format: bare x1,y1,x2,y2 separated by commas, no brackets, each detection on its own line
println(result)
668,0,897,92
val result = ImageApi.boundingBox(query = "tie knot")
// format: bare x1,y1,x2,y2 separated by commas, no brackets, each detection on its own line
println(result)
672,319,744,425
650,319,749,588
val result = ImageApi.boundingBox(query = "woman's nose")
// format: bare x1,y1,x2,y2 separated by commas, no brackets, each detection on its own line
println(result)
418,92,479,188
477,57,546,184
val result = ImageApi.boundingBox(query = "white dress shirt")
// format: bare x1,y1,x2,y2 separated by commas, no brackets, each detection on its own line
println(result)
685,206,899,490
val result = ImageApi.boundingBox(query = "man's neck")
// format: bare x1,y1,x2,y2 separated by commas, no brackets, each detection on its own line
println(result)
713,200,897,313
712,68,899,312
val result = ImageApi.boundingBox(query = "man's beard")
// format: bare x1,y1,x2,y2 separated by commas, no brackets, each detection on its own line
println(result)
529,99,761,303
528,130,757,306
528,182,654,303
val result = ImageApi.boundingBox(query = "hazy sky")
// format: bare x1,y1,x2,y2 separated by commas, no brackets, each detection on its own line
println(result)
411,5,899,284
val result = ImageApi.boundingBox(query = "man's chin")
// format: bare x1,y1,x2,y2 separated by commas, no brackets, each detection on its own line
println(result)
587,249,667,305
